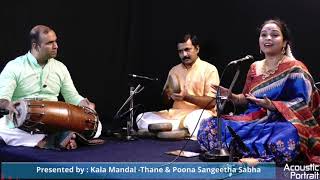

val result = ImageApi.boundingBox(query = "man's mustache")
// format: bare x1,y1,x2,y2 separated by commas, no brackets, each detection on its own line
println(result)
182,57,190,60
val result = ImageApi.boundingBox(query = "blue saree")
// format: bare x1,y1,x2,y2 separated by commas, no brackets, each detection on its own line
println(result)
197,59,320,165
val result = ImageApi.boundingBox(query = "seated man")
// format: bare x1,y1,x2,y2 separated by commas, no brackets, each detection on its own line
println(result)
136,33,219,138
0,25,102,150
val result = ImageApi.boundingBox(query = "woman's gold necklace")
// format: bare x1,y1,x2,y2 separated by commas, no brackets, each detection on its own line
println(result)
261,55,285,79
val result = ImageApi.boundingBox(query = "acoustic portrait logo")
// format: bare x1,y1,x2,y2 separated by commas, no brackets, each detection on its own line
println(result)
281,164,319,179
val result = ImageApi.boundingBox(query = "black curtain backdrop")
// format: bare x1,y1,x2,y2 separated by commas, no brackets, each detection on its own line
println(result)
1,0,320,133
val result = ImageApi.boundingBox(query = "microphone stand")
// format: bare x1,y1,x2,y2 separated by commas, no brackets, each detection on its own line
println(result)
201,64,241,162
114,84,144,141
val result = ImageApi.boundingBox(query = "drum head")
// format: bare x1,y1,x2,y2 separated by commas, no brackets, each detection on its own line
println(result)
13,100,29,127
156,129,189,140
148,123,172,133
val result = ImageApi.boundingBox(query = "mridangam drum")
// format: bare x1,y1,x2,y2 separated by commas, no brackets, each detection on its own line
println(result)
13,100,98,139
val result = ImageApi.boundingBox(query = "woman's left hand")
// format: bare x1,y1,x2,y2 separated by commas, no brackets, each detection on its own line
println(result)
245,93,276,110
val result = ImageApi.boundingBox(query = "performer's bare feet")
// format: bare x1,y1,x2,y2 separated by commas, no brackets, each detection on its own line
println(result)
65,133,77,150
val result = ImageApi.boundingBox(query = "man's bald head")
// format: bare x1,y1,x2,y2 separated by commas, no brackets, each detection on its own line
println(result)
29,25,53,47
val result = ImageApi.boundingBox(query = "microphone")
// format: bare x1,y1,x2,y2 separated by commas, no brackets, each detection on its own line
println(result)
128,74,158,81
227,55,254,66
227,125,249,153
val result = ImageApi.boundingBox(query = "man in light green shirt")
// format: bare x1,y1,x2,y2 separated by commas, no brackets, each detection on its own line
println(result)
0,25,102,150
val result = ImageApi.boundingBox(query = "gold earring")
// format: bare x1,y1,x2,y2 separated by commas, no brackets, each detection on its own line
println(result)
281,47,286,55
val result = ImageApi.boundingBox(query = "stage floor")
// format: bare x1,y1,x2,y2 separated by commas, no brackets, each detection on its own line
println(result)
0,136,202,162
